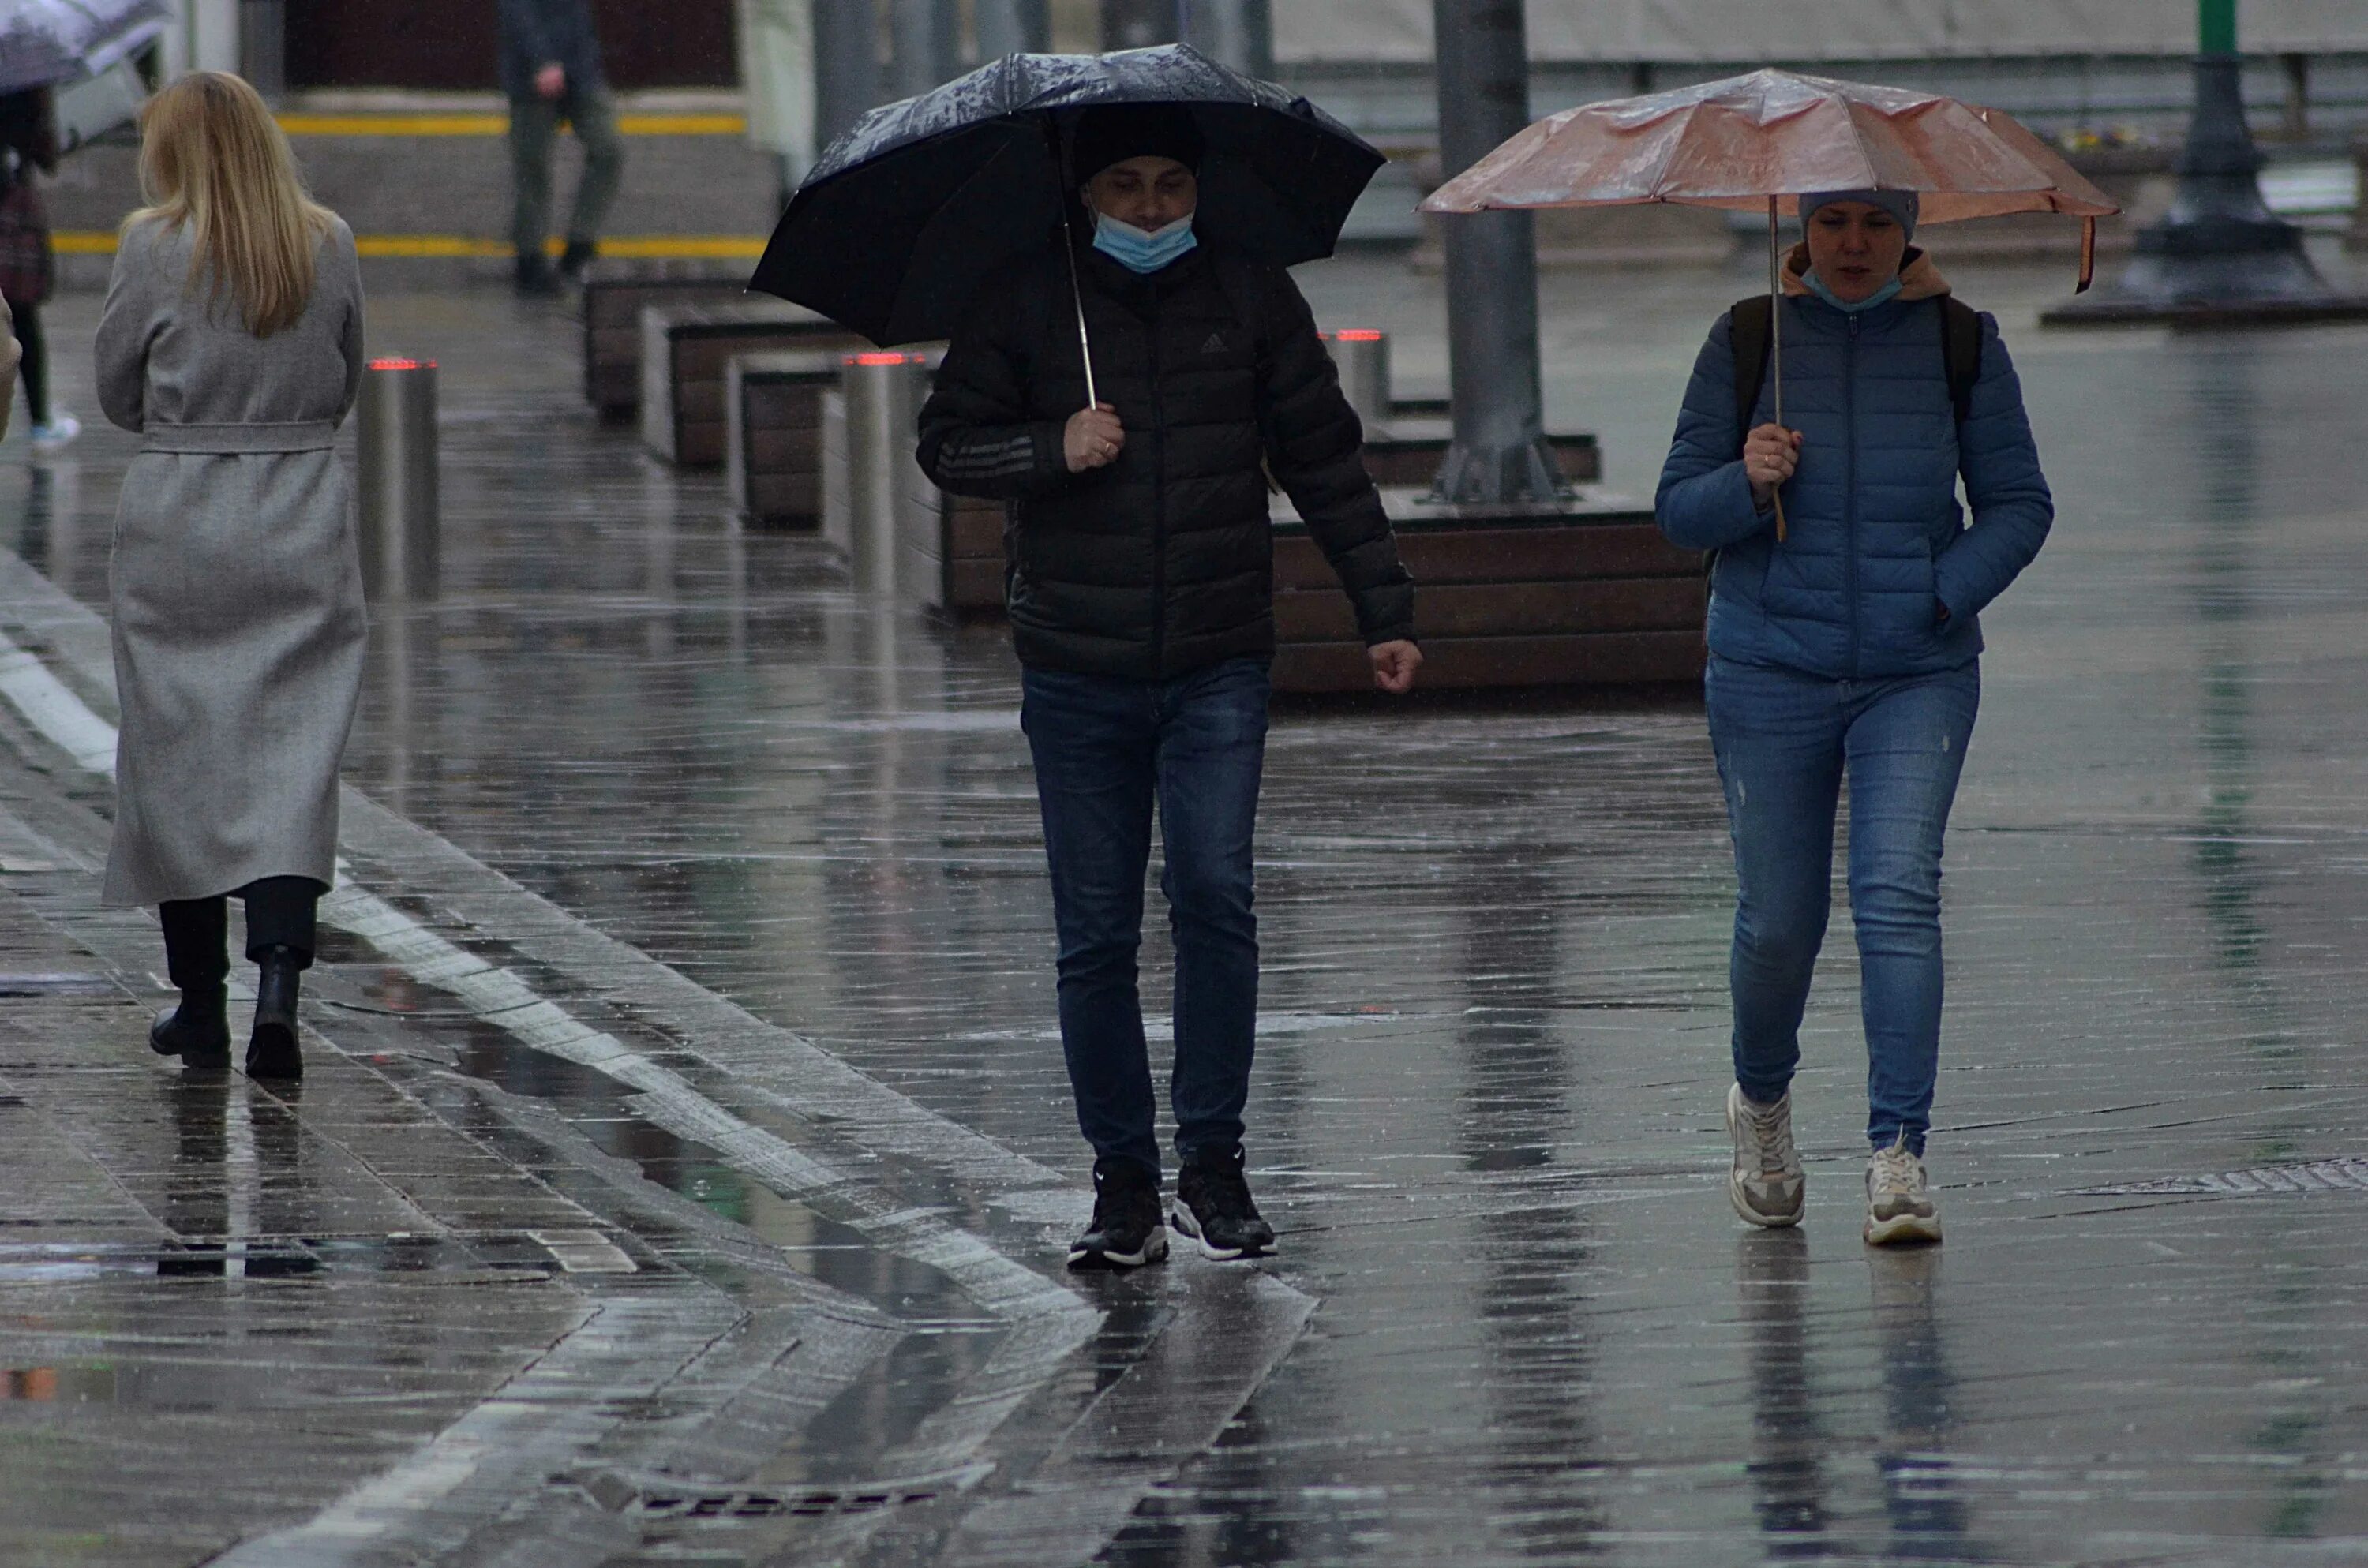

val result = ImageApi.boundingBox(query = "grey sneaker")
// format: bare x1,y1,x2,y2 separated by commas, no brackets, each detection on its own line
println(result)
1726,1083,1804,1228
1863,1137,1943,1246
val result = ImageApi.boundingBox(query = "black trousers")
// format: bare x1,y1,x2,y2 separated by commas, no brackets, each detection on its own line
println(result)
10,298,45,426
159,877,327,989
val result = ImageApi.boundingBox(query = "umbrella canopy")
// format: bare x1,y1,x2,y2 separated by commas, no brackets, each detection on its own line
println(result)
1420,69,2120,544
1423,68,2118,225
750,43,1385,347
0,0,170,96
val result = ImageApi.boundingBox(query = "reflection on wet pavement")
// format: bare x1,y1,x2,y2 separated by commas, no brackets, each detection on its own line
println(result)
1,250,2366,1561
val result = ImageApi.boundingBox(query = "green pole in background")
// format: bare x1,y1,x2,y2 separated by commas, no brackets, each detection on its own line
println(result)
2200,0,2237,56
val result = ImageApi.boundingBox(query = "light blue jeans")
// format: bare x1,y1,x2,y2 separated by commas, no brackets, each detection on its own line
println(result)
1706,655,1980,1154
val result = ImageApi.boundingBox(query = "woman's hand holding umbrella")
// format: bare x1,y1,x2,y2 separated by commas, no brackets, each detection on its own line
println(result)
1744,424,1800,514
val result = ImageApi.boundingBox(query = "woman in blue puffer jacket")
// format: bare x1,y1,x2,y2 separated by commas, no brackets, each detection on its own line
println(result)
1656,189,2052,1248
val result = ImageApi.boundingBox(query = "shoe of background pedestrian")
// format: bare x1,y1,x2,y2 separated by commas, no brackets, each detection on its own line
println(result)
1863,1136,1942,1245
246,945,304,1080
1069,1158,1167,1270
28,412,80,454
1726,1082,1804,1228
514,255,561,297
149,986,230,1072
1173,1144,1276,1260
557,238,597,285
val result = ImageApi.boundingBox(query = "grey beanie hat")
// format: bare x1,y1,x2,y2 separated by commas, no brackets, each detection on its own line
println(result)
1798,188,1920,236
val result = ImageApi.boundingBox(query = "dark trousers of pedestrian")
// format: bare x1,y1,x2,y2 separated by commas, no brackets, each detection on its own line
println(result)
1706,655,1980,1156
508,89,624,263
9,296,44,425
159,876,328,989
1021,656,1269,1183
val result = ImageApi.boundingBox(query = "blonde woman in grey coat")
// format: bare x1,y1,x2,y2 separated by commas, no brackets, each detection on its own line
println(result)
97,72,366,1080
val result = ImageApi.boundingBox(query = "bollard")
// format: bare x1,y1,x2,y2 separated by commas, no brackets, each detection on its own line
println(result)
357,357,440,601
2350,128,2368,253
823,351,934,599
1325,329,1392,435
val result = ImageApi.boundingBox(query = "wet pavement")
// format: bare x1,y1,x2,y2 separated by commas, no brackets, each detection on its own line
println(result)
3,241,2368,1563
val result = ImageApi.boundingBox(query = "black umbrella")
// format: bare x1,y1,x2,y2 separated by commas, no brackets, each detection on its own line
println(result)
749,43,1385,395
0,0,170,96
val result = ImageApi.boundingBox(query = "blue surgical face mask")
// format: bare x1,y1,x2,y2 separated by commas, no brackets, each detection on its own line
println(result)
1092,210,1198,274
1804,267,1903,314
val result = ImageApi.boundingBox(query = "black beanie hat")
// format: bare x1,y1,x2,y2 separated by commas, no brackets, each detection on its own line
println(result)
1067,103,1205,181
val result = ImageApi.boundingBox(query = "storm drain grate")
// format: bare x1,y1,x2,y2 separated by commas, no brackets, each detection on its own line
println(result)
2078,1155,2368,1197
632,1487,939,1523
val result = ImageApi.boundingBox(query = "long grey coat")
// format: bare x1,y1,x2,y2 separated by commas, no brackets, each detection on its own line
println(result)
96,215,368,907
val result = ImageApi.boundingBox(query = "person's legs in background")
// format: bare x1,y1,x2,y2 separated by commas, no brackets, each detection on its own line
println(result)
508,95,560,294
557,88,626,284
13,298,73,451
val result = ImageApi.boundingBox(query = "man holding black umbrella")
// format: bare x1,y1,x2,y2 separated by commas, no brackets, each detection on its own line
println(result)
919,103,1420,1270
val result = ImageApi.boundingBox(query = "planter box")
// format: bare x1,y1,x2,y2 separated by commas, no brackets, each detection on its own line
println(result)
580,271,749,420
639,301,867,466
1270,488,1705,694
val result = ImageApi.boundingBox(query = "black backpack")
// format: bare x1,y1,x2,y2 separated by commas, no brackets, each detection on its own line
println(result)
1727,292,1984,448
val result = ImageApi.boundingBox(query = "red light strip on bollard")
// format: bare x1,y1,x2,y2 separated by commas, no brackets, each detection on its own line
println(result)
369,358,437,370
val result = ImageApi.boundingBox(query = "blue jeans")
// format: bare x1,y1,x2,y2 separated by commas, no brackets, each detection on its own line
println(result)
1021,657,1270,1180
1706,656,1980,1154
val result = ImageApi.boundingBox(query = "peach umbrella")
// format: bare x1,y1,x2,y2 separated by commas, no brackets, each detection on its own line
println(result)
1424,68,2118,436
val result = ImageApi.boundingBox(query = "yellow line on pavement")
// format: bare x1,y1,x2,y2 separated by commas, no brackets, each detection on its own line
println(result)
273,112,746,137
55,231,767,260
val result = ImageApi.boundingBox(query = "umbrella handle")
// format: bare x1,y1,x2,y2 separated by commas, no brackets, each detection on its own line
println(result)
1064,228,1099,410
1049,116,1099,410
1767,196,1786,543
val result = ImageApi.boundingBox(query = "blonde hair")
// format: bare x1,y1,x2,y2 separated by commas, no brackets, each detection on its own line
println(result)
126,73,335,338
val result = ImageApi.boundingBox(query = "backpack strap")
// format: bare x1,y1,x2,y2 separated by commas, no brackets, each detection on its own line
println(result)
1728,294,1774,454
1939,295,1983,428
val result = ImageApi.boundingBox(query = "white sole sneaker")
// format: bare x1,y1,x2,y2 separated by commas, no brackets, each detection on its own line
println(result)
1170,1203,1276,1262
1066,1225,1169,1270
1863,1209,1943,1246
1725,1083,1804,1229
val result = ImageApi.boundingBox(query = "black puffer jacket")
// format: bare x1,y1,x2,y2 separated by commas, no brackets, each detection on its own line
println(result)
917,240,1414,679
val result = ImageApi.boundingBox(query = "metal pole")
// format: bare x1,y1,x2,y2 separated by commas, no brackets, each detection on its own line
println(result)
1178,0,1272,75
814,0,879,145
1429,0,1561,505
888,0,961,99
357,360,440,601
975,0,1051,60
238,0,285,99
1101,0,1178,51
1325,331,1390,433
2074,0,2350,310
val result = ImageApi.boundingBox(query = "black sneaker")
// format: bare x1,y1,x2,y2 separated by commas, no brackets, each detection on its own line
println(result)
1068,1160,1167,1271
1174,1146,1276,1260
515,255,561,296
557,238,597,283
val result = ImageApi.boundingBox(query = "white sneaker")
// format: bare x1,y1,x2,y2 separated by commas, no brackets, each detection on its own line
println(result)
1863,1137,1943,1246
28,412,80,454
1726,1082,1804,1227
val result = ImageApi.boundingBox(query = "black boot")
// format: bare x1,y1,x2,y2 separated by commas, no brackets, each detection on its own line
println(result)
150,986,230,1071
247,945,304,1080
557,238,596,283
156,898,231,1071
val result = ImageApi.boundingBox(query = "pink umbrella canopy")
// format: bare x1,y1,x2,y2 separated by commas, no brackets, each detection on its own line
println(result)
1423,68,2119,283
